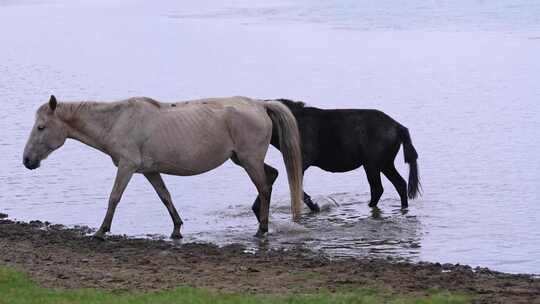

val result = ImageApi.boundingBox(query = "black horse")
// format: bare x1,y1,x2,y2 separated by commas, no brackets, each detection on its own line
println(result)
252,99,421,219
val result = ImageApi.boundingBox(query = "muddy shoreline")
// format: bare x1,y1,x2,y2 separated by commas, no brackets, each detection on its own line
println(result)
0,217,539,303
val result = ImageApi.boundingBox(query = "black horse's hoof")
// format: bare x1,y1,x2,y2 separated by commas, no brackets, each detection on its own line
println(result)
368,202,378,208
370,206,382,218
310,203,321,213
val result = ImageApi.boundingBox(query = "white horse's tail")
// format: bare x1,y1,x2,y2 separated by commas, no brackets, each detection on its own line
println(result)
264,101,303,220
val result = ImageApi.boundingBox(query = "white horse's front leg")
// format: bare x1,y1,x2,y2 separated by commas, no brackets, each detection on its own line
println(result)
94,164,135,239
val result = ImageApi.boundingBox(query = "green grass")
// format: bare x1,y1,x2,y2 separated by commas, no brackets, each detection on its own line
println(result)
0,266,472,304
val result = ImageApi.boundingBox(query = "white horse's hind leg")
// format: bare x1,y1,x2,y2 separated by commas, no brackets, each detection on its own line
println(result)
245,162,271,237
226,105,273,236
251,164,278,222
144,172,183,239
232,155,270,237
94,164,135,239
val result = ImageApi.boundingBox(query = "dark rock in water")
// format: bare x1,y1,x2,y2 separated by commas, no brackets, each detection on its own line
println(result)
0,213,8,219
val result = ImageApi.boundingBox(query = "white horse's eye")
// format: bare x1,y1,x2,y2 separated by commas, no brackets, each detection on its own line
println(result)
37,125,45,131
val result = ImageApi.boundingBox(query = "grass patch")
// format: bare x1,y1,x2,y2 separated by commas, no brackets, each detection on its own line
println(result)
0,266,472,304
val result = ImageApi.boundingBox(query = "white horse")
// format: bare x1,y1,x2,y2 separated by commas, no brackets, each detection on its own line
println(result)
23,95,303,239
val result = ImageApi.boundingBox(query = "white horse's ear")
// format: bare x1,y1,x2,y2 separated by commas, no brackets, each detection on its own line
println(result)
49,95,57,111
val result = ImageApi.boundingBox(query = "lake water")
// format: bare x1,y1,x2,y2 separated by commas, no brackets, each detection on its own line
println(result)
1,0,539,274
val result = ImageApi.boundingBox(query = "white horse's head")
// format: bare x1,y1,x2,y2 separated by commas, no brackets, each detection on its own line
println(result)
23,95,68,170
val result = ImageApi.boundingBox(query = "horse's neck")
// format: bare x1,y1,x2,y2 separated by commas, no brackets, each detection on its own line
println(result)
58,102,120,153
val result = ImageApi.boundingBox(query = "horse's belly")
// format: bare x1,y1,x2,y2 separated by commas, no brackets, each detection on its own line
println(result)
156,158,230,176
315,151,363,173
316,162,363,173
143,142,233,176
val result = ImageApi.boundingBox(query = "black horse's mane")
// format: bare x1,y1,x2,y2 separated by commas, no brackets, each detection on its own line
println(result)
274,98,306,110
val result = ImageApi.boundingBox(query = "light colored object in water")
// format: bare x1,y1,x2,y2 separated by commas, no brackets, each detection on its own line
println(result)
23,95,303,239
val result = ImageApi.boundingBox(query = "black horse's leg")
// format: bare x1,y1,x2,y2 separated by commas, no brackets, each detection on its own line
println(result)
303,192,320,212
302,165,320,212
251,164,278,222
382,164,408,208
364,166,384,207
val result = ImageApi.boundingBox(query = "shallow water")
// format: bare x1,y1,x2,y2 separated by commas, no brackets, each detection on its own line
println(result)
1,0,539,274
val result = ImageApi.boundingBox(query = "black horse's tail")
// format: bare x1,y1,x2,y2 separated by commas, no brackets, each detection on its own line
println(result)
399,126,421,199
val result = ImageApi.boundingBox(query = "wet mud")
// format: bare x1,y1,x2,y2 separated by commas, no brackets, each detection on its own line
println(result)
0,218,539,303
